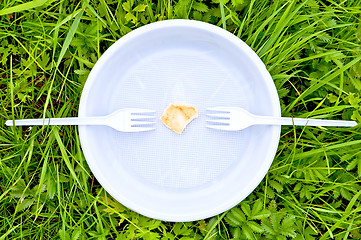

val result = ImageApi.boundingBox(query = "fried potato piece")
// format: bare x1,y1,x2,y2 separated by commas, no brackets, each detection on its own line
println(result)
161,103,198,134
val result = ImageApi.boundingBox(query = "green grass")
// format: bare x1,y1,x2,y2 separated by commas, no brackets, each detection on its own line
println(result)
1,0,361,239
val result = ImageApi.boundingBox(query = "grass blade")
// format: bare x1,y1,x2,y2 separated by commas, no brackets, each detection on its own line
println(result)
53,127,82,190
219,0,226,29
286,55,361,112
43,8,84,118
0,0,53,16
0,225,20,240
55,9,84,68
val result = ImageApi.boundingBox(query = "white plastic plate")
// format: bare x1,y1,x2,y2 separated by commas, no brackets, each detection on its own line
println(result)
78,20,281,222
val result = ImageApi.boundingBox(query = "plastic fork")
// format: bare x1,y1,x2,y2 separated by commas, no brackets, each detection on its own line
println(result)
206,107,358,131
5,108,156,132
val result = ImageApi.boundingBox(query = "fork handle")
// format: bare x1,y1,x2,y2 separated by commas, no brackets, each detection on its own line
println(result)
5,117,106,126
255,116,357,127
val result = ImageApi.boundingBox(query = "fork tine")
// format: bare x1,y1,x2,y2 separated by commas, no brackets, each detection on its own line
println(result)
131,121,156,125
206,107,231,112
206,113,230,118
206,125,233,130
127,127,155,132
206,119,230,124
129,108,156,114
131,115,156,120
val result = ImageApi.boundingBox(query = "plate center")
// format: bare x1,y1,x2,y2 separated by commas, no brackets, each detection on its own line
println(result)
108,49,252,189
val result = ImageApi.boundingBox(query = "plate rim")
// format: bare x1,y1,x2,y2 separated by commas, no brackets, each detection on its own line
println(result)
78,19,281,222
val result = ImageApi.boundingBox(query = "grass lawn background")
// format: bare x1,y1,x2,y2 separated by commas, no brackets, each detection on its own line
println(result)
1,0,361,239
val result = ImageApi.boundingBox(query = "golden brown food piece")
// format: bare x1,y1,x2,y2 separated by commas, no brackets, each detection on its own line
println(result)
161,103,198,134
